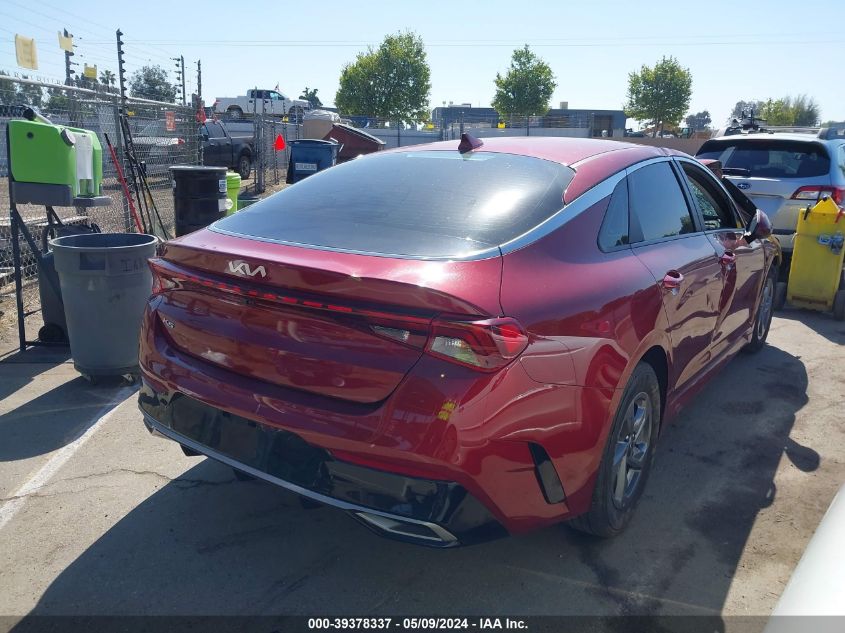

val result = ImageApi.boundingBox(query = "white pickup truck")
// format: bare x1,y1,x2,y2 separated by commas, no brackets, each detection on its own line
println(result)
212,89,310,121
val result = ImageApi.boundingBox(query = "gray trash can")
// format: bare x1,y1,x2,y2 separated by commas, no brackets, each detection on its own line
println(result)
51,233,158,380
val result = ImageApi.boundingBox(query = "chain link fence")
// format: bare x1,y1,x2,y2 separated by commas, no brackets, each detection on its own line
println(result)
0,77,199,348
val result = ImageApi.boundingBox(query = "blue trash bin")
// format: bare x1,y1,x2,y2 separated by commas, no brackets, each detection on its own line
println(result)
286,139,340,183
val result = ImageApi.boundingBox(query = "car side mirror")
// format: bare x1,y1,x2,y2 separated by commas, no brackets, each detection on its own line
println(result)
745,209,772,243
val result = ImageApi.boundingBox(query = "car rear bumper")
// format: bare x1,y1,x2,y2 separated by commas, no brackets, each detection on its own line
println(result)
138,382,507,547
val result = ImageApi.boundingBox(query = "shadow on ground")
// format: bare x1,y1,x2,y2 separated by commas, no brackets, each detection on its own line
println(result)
15,343,815,625
0,355,132,461
774,307,845,346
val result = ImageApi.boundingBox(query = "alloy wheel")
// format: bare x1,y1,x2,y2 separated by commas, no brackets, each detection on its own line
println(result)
611,392,652,509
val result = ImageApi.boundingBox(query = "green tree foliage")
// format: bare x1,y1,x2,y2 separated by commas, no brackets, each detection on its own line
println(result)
45,87,69,112
100,69,115,87
15,75,44,108
759,95,820,126
299,86,322,108
625,56,692,136
129,65,177,103
335,31,431,123
685,110,711,132
491,45,556,118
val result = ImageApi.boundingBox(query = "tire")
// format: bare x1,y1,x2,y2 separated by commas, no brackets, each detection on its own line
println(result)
773,281,787,312
237,153,251,180
745,270,776,353
227,107,243,120
569,363,661,537
834,289,845,321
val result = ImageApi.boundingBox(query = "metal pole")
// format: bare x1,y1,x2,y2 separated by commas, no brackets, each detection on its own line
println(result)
180,55,186,106
63,29,74,86
116,29,127,112
196,60,202,102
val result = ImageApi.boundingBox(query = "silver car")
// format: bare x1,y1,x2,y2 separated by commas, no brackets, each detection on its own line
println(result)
696,127,845,259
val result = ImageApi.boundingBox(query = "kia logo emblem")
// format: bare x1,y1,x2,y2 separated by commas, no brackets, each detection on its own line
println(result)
227,260,267,278
737,182,751,190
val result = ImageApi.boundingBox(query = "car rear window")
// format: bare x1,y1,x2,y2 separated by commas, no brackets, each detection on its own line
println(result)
697,139,830,179
213,150,574,258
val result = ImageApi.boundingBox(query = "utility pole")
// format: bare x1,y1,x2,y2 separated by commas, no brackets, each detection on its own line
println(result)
63,29,76,86
196,59,202,102
172,55,186,105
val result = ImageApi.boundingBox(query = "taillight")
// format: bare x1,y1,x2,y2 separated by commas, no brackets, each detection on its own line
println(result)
149,259,175,296
176,138,185,145
426,317,528,371
791,186,845,205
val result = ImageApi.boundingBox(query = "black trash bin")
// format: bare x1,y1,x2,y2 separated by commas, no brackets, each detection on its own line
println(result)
286,139,340,183
170,165,228,237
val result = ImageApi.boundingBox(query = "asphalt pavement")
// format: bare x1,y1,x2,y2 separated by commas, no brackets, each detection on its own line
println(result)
0,311,843,631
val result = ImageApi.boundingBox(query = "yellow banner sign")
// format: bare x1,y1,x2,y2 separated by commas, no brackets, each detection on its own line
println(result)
15,35,38,70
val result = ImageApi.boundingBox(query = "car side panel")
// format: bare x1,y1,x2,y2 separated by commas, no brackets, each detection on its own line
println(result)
499,196,672,515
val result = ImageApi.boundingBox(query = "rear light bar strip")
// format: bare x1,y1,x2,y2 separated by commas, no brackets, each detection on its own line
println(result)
149,259,431,325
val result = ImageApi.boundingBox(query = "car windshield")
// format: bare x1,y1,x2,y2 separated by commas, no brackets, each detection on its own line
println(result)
697,139,831,179
213,150,574,258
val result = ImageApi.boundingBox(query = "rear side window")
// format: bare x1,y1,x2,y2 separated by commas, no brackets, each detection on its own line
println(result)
213,151,574,258
206,122,226,138
697,139,831,179
628,162,696,242
598,178,629,251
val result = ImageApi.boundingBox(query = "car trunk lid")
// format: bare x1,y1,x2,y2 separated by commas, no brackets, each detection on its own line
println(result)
151,231,503,404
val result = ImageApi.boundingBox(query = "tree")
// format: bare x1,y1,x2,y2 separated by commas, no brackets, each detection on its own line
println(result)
299,86,322,109
335,31,431,123
15,75,43,108
129,65,177,103
730,100,765,121
624,56,692,137
685,110,711,132
758,95,820,126
491,45,556,119
100,69,115,88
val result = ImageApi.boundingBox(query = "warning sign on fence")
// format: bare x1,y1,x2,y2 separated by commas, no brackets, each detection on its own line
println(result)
165,111,176,132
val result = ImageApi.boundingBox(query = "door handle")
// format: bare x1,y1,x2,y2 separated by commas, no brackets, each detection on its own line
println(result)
662,271,683,293
720,251,737,268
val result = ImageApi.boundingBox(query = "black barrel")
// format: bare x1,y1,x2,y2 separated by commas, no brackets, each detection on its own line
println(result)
170,166,228,237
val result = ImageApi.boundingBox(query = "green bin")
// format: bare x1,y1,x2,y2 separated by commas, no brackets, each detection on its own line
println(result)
225,171,241,215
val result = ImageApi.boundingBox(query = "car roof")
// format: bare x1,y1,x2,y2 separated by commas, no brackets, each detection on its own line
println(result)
397,136,648,165
383,136,689,202
708,132,839,145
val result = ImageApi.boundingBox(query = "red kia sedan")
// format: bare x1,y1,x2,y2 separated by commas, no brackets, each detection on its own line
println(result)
138,136,778,547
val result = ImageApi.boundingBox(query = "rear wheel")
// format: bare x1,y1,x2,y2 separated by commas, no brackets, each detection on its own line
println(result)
773,281,787,311
237,153,251,179
745,271,775,353
227,107,243,120
569,363,660,537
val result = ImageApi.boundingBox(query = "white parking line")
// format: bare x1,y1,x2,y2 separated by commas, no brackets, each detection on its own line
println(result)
0,388,134,532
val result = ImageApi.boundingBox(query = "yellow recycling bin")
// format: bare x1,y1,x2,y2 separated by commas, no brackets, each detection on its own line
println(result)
786,196,845,319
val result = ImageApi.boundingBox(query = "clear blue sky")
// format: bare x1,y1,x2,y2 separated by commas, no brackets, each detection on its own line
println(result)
2,0,844,126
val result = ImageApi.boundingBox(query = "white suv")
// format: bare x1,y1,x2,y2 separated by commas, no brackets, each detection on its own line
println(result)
696,126,845,260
